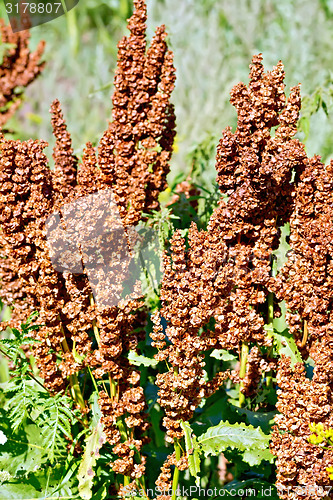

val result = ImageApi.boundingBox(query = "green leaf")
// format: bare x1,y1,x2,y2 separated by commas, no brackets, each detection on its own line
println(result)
197,420,271,466
231,406,277,433
192,396,238,430
0,420,48,476
78,421,106,500
127,350,158,368
91,484,108,500
271,328,302,367
0,464,80,499
0,42,16,66
243,447,275,466
222,479,279,499
40,397,74,463
180,421,201,485
210,349,237,361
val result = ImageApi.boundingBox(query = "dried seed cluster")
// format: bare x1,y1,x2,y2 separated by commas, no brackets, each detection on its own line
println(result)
98,0,176,226
0,19,45,128
153,53,308,448
0,0,176,483
270,154,333,496
0,18,45,327
209,54,308,350
270,356,333,499
151,53,333,497
151,224,230,444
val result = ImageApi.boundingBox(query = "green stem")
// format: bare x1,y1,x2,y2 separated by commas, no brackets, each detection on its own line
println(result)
266,292,274,388
239,341,249,407
116,418,132,494
89,293,119,402
301,319,308,348
171,362,181,500
266,254,277,388
60,333,88,426
171,439,181,500
89,293,101,346
69,373,86,412
124,475,131,487
267,292,274,326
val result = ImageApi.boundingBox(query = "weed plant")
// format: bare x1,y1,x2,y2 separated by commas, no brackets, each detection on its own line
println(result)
1,1,333,500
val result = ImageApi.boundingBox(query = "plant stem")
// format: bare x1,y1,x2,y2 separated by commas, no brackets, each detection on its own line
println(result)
239,341,249,407
301,319,308,347
60,332,88,425
266,254,277,388
267,292,274,327
171,439,181,500
170,362,182,500
266,291,274,388
89,293,101,346
116,417,132,494
89,293,119,401
123,475,133,500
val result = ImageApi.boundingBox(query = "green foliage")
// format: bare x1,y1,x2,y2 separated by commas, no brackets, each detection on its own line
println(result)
0,42,15,65
222,479,279,499
298,76,333,142
0,315,82,496
180,421,201,486
197,420,273,462
269,327,303,368
127,350,159,368
183,419,274,484
2,0,333,495
0,311,41,374
78,421,105,500
0,464,80,500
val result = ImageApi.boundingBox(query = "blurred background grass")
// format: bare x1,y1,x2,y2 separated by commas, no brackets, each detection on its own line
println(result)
0,0,333,188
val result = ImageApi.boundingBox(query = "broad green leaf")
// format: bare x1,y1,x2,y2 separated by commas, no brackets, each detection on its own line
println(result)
231,406,277,433
127,350,158,368
197,420,270,463
193,396,238,429
78,421,106,500
243,447,275,466
223,478,279,499
180,421,201,485
271,328,302,367
0,464,80,499
210,349,237,361
0,421,47,476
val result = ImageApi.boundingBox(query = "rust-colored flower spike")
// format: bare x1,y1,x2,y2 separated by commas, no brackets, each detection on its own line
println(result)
270,156,333,497
207,54,309,350
0,138,66,392
95,300,149,482
0,0,171,486
0,231,34,328
270,356,333,499
151,224,230,443
0,20,45,325
0,18,45,128
98,0,176,225
50,99,78,202
272,156,333,358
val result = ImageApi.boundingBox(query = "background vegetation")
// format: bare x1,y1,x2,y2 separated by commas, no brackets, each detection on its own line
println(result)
1,0,333,186
1,1,333,498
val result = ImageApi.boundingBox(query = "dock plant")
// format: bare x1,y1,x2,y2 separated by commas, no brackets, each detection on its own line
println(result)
0,2,333,499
